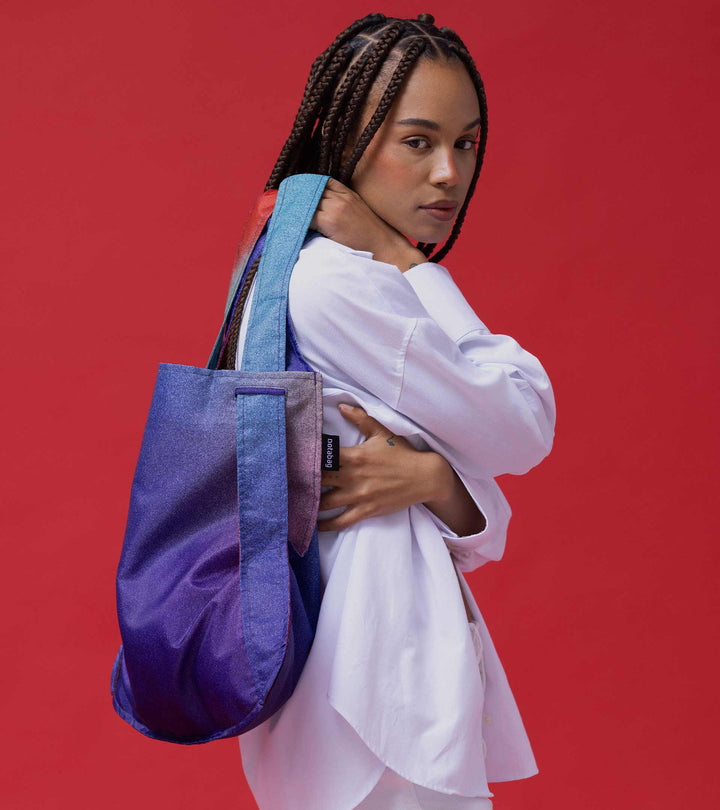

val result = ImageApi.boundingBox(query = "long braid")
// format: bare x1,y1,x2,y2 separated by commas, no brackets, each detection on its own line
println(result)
320,25,405,175
421,39,489,263
266,46,354,188
217,255,261,370
329,24,405,174
316,46,375,175
339,37,427,184
305,13,386,90
283,47,357,179
266,14,388,189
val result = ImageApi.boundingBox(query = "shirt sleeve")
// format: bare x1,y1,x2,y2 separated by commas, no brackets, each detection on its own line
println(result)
415,469,513,573
402,262,539,571
402,261,492,341
288,246,556,480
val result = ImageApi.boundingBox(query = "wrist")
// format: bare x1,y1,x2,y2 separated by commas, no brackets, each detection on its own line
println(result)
422,456,488,537
422,452,455,507
399,245,429,272
373,231,427,272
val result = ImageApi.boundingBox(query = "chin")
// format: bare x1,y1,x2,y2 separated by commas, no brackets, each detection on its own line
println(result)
393,212,453,245
410,224,453,244
406,213,454,244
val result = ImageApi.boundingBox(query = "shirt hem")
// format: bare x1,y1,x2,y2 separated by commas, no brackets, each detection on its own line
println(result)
328,694,495,799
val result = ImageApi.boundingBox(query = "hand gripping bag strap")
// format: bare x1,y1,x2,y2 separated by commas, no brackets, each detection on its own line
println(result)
111,174,328,744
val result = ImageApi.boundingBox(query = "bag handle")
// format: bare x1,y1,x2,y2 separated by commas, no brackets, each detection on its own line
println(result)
240,174,329,373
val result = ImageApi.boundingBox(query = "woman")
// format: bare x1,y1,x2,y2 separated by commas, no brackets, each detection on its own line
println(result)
221,12,556,809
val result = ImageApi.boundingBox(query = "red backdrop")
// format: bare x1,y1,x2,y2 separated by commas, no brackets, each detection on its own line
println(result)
1,1,717,807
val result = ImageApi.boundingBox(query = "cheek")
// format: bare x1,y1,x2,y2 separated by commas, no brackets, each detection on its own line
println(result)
361,152,415,202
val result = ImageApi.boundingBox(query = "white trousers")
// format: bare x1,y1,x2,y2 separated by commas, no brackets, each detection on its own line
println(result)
353,619,493,810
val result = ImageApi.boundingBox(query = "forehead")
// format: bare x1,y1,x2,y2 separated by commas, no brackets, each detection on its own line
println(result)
388,59,480,121
387,58,480,125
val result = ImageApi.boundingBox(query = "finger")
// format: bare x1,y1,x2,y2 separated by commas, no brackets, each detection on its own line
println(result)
338,403,388,438
319,488,353,511
317,504,367,533
325,177,349,193
321,470,343,487
320,449,360,486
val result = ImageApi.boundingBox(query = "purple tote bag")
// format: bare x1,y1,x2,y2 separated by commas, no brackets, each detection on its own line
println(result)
111,174,330,743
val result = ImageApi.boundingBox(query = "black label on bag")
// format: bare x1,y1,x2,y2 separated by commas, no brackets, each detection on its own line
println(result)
321,434,340,471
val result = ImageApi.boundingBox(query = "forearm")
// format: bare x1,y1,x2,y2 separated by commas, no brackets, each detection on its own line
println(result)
422,453,487,538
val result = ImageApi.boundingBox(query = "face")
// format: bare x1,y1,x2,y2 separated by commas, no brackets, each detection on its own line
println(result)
347,56,481,244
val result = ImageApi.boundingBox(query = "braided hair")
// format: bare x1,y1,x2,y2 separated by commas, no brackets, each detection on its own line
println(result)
218,13,488,368
266,12,489,264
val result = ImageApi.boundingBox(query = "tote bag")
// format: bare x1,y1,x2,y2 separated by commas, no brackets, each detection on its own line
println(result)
111,173,330,744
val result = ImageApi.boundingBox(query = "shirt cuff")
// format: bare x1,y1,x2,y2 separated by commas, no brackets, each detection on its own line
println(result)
403,263,490,342
421,492,488,548
418,468,511,573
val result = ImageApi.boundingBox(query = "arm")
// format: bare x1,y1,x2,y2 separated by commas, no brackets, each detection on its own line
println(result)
400,260,533,573
288,247,555,479
422,452,487,538
317,404,485,537
315,403,506,575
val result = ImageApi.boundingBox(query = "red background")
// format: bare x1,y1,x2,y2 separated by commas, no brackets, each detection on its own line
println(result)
2,1,718,807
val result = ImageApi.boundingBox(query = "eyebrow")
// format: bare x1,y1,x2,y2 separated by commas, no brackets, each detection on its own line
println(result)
395,116,482,132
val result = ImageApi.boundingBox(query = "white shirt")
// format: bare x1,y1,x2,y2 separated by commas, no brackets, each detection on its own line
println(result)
235,232,556,810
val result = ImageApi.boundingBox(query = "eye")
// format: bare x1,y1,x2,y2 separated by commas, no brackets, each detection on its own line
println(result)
457,138,479,151
404,138,430,150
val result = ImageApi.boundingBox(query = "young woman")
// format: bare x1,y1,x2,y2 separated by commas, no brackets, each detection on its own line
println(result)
219,12,556,809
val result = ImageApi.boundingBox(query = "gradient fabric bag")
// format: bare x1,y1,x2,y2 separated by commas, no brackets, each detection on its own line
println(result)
111,174,330,743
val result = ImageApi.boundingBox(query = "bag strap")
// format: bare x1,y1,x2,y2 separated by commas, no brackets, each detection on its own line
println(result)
241,174,329,373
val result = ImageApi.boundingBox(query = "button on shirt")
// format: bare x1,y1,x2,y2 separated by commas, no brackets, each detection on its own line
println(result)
236,232,556,810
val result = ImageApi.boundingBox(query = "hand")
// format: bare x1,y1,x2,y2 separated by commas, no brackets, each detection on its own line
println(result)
310,178,427,271
317,403,449,532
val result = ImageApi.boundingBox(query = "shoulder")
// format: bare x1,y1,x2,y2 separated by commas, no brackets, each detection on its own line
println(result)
290,232,427,319
294,231,377,283
299,230,375,261
289,232,376,310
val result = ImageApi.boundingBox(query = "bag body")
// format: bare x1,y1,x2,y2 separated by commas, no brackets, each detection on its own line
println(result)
111,173,330,744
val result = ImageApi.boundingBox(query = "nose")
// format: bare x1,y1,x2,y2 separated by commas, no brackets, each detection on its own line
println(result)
429,146,460,187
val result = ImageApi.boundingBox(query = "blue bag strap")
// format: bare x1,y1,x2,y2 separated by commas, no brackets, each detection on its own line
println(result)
234,382,291,689
241,173,330,373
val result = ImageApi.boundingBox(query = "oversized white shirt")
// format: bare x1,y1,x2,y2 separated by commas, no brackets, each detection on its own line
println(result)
235,232,556,810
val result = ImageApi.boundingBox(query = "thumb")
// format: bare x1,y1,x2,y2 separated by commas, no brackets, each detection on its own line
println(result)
337,403,386,438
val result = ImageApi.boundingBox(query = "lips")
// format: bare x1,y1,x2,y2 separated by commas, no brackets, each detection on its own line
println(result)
419,201,458,211
419,200,459,222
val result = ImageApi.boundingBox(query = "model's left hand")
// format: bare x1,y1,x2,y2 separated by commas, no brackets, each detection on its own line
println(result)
317,403,450,532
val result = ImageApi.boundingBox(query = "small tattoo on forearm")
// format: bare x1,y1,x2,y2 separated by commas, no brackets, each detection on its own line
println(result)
386,435,397,446
408,262,419,269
